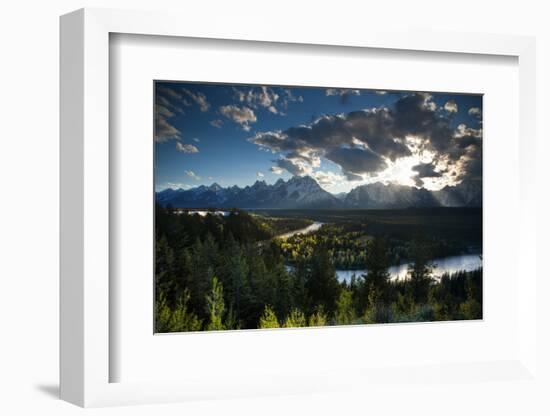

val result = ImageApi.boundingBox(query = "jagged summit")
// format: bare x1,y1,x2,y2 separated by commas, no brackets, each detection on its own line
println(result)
157,176,481,209
157,175,341,209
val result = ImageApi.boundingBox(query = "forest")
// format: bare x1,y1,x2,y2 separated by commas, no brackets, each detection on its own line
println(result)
155,205,482,332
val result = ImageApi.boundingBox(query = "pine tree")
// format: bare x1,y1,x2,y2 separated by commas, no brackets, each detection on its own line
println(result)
306,244,340,317
187,238,216,320
258,305,280,329
407,238,434,305
206,276,225,331
336,288,356,325
220,233,250,326
363,283,393,324
291,258,310,314
284,308,307,328
271,261,292,323
155,233,176,305
362,236,391,307
155,290,202,333
308,307,328,327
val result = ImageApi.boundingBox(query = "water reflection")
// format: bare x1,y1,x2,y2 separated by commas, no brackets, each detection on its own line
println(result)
335,253,482,283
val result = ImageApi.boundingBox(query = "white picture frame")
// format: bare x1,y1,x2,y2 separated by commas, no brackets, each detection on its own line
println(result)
60,7,538,408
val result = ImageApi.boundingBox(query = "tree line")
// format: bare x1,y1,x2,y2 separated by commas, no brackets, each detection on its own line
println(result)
155,205,482,332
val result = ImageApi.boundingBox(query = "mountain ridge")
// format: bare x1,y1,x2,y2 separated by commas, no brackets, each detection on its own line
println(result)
156,175,481,209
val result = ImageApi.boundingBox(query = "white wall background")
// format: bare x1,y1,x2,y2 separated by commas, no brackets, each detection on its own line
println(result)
0,1,548,415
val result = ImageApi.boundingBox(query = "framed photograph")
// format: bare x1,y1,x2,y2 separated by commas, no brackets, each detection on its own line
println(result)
60,8,538,408
153,80,483,334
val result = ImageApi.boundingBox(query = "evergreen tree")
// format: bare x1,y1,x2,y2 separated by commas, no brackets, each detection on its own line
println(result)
361,236,391,308
244,246,271,326
460,269,482,319
220,233,250,325
155,233,176,305
308,307,328,327
206,276,225,331
284,308,307,328
186,238,216,320
155,290,202,333
363,284,393,324
336,288,356,325
291,258,310,314
306,244,340,317
258,305,280,329
407,238,434,304
273,264,293,323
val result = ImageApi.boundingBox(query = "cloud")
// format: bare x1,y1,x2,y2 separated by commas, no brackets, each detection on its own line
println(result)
451,124,482,182
274,157,312,176
468,107,481,117
192,138,200,142
234,86,278,110
283,89,304,103
270,166,284,175
155,116,181,142
257,86,279,110
375,90,387,95
185,170,201,180
454,123,482,139
181,88,210,112
412,162,442,178
250,92,482,188
155,86,186,142
326,88,361,104
312,171,345,188
157,86,186,106
444,100,458,113
325,147,387,180
325,88,361,97
234,85,305,116
256,171,264,178
210,119,223,128
231,86,305,117
176,142,199,153
412,161,442,186
250,106,412,177
220,105,257,130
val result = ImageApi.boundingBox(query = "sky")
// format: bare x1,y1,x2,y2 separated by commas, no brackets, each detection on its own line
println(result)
155,81,482,194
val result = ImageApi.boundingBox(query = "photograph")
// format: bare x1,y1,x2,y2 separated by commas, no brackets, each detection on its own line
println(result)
154,81,483,332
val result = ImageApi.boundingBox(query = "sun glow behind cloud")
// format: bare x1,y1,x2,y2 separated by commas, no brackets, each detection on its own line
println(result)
312,137,456,194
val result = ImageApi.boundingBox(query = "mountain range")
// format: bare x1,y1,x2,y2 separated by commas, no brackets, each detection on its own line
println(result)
156,175,481,209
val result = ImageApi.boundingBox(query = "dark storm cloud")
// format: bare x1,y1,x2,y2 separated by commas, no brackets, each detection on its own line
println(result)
343,109,412,161
251,108,411,162
326,147,387,179
412,162,442,178
391,93,456,153
250,92,482,184
448,123,482,182
412,161,442,186
274,157,309,176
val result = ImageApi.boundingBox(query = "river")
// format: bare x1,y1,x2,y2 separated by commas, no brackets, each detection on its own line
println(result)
276,221,324,240
275,222,482,282
335,253,482,283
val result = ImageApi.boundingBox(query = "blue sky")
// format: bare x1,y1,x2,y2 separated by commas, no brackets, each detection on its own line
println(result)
155,81,482,194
